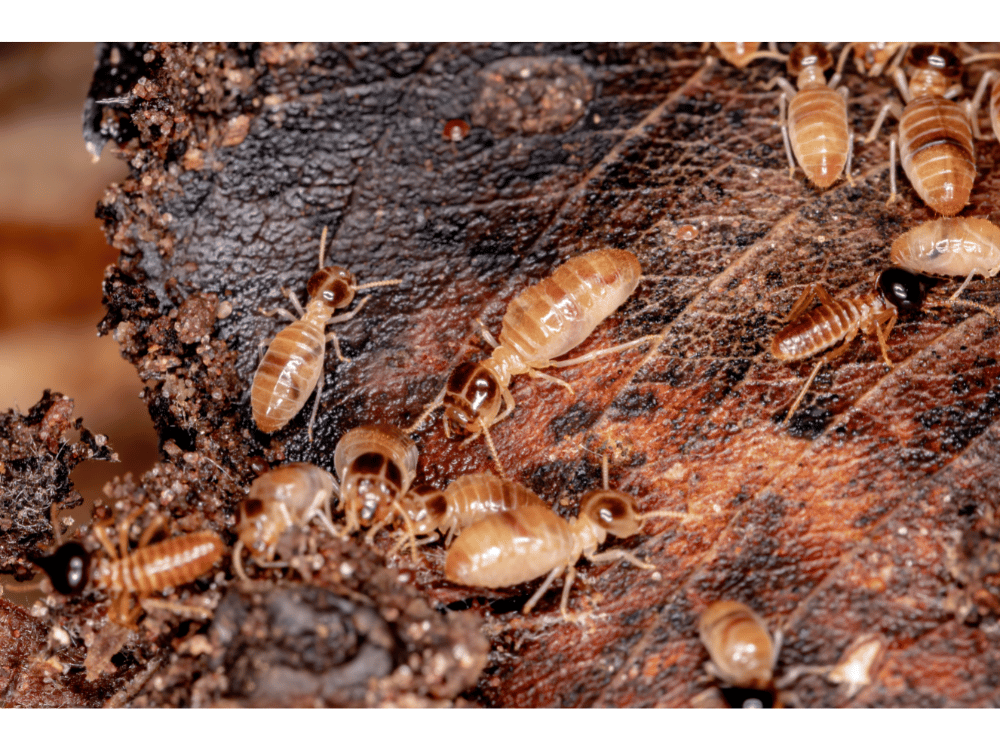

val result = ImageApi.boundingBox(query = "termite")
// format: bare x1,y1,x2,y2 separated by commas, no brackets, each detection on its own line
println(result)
394,472,549,555
250,226,401,439
232,462,340,581
764,42,854,188
771,267,933,425
962,50,1000,141
864,44,975,216
705,42,783,69
334,424,419,546
88,509,223,628
698,600,780,695
443,465,681,620
889,217,1000,306
407,248,656,471
780,632,887,700
834,43,907,79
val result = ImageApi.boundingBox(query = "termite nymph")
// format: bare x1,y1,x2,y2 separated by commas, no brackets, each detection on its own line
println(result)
250,226,401,439
407,248,656,473
334,424,420,550
89,508,224,628
699,600,780,695
890,217,1000,309
864,44,975,215
232,461,340,581
771,267,934,426
764,42,854,188
443,462,681,620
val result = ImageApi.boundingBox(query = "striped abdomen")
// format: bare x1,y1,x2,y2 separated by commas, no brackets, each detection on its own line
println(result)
788,85,849,187
106,532,223,596
698,600,775,689
500,248,642,366
771,292,885,362
445,506,575,588
443,473,547,533
890,217,1000,279
898,97,975,216
251,315,326,433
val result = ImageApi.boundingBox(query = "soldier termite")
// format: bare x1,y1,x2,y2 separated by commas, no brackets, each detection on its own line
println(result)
250,226,401,439
889,217,1000,307
763,42,854,188
864,44,976,216
406,248,656,472
334,424,419,552
443,466,682,620
698,600,780,701
771,267,934,426
85,509,223,628
232,462,340,581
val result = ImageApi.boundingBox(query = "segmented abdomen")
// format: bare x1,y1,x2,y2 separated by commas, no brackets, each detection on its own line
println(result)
890,217,1000,278
770,294,877,361
444,473,547,530
251,317,325,433
108,532,223,596
444,506,574,588
500,249,642,365
788,86,849,187
898,97,975,216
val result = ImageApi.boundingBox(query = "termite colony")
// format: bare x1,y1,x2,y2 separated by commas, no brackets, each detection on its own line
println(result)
9,43,1000,708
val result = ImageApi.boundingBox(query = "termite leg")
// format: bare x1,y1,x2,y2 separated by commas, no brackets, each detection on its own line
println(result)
886,134,899,207
778,92,797,179
782,333,858,426
549,334,659,369
522,565,564,615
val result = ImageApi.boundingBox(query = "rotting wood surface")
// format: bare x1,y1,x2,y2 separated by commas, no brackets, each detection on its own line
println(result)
4,42,1000,707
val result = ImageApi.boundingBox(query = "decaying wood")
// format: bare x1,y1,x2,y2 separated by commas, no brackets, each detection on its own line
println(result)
3,42,1000,706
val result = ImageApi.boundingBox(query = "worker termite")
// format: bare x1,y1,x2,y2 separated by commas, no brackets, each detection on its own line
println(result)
232,462,340,581
890,217,1000,306
394,472,549,555
85,509,223,627
864,44,975,216
443,466,682,620
780,632,887,700
771,267,934,425
250,226,401,439
834,43,907,79
962,50,1000,141
698,600,780,700
407,248,656,470
334,424,419,545
763,42,854,188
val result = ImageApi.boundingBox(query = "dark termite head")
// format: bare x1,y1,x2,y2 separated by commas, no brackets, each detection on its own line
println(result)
33,542,90,596
907,44,962,81
400,484,448,535
877,267,936,313
443,361,502,438
307,266,357,312
235,495,274,555
443,118,470,142
787,43,832,74
343,453,405,523
580,489,643,537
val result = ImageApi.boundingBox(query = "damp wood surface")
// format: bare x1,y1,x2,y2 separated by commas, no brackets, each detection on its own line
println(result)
4,42,1000,707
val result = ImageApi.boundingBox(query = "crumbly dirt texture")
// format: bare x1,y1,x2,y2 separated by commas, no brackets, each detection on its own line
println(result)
4,42,1000,706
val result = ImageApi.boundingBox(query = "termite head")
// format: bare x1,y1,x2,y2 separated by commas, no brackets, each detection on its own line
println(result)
33,541,90,596
876,267,935,314
237,463,336,556
788,43,832,88
852,43,903,75
235,495,279,557
906,44,962,97
334,425,418,527
443,361,503,438
580,490,644,538
307,266,358,312
400,484,449,535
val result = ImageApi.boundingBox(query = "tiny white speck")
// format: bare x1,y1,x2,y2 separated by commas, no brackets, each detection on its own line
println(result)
898,527,907,535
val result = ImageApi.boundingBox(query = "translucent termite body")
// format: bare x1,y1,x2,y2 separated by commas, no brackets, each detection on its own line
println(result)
334,424,419,539
444,467,677,619
88,510,224,628
890,217,1000,301
399,472,548,549
771,268,931,425
865,45,975,215
232,462,339,580
251,227,400,439
698,600,779,692
766,43,853,188
409,248,652,468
